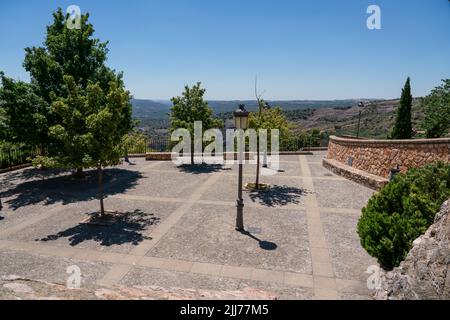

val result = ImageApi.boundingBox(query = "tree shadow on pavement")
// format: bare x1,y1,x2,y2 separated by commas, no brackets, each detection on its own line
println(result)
35,209,159,247
1,168,143,210
247,185,309,207
177,164,224,174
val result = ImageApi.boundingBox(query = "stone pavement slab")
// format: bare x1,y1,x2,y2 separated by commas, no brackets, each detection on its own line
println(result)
146,204,312,274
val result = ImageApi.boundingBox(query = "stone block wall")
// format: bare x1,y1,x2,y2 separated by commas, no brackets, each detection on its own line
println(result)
327,136,450,178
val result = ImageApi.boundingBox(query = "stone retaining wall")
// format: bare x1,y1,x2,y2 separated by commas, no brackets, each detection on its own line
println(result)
327,136,450,178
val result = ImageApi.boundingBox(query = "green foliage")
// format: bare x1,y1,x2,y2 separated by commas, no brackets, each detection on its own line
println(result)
390,77,413,139
0,73,49,148
169,82,223,164
248,106,291,146
45,76,132,169
1,8,124,161
23,8,116,103
170,82,223,134
421,79,450,138
121,130,148,154
357,162,450,270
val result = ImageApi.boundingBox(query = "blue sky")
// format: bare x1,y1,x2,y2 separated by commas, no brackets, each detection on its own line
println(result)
0,0,449,100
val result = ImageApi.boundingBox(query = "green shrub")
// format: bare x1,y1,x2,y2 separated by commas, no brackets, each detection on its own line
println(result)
357,162,450,270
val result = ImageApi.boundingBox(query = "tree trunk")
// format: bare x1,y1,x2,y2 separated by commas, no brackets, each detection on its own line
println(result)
124,147,129,163
98,165,105,217
191,140,194,165
256,135,260,188
72,167,84,179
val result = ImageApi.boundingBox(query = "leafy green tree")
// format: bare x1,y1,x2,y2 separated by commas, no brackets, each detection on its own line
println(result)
22,8,119,174
169,82,222,165
0,73,48,151
47,75,132,215
421,79,450,138
390,77,413,139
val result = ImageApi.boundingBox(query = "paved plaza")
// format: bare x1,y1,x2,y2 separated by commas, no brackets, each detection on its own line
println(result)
0,152,377,299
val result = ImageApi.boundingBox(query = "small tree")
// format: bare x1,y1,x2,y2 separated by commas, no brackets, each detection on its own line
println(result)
422,79,450,138
169,82,222,165
49,76,132,216
390,77,413,139
249,106,291,184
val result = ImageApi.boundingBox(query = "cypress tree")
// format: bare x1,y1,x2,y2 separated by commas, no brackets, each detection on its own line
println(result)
391,77,413,139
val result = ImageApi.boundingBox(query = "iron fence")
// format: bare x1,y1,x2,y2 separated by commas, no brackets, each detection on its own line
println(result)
131,135,325,154
0,146,35,170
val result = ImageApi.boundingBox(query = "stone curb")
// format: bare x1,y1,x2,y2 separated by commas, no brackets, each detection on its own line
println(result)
322,158,388,191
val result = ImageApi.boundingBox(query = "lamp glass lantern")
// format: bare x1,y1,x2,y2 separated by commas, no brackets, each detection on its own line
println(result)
234,104,249,130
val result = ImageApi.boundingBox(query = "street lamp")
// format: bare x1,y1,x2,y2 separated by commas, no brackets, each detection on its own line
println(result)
234,104,249,231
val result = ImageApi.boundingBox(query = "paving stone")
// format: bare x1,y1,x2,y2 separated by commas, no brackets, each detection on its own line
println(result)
0,249,110,287
251,269,284,283
314,287,340,300
238,280,315,300
313,179,374,210
283,272,314,288
190,262,223,276
220,266,253,280
321,211,377,282
120,266,242,291
147,204,312,274
313,276,337,290
312,261,335,277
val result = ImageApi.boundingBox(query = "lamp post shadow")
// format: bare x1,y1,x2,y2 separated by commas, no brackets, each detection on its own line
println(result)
237,229,278,251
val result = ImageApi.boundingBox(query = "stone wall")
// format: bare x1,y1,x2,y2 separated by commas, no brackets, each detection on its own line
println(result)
327,136,450,178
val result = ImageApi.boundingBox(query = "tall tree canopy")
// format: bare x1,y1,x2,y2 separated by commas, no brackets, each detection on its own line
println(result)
23,8,130,170
422,79,450,138
3,8,120,158
23,8,116,102
391,77,413,139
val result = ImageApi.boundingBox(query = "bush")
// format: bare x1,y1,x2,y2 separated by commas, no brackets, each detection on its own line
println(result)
357,162,450,270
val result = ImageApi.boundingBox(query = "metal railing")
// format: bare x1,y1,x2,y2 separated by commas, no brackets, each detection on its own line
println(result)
129,135,324,154
0,146,35,170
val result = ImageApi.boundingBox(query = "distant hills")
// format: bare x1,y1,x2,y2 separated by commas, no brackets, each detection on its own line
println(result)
131,98,417,140
131,98,379,120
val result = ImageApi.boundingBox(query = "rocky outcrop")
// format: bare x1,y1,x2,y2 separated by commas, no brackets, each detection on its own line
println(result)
0,275,276,300
375,200,450,300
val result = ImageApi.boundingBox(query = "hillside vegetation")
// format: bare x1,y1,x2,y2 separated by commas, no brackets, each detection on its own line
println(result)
133,98,429,140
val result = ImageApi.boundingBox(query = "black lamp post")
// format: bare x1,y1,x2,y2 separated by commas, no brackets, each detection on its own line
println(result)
234,104,249,231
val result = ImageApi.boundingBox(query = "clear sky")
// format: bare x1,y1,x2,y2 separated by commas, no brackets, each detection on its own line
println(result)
0,0,449,100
